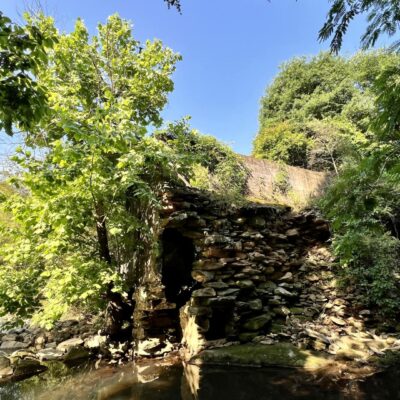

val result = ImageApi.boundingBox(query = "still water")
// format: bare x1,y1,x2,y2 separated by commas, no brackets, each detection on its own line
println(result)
0,360,400,400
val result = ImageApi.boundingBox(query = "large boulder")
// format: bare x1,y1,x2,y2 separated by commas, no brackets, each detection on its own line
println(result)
0,356,12,378
12,357,46,378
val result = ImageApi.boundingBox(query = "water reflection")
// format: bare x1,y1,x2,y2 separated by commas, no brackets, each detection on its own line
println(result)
1,358,400,400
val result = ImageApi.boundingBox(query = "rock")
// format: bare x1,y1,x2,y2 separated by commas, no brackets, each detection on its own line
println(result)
1,334,17,342
279,272,293,282
0,366,13,378
313,340,327,351
191,270,215,283
205,281,228,289
204,235,231,245
217,288,240,297
274,287,296,298
290,307,305,315
192,343,333,370
259,281,277,290
188,306,212,317
239,333,258,342
209,296,236,306
57,338,84,352
137,338,173,357
330,317,346,326
248,299,263,311
0,356,10,370
12,358,46,377
359,310,371,317
286,229,299,237
262,261,275,271
307,274,320,282
273,306,291,316
37,348,65,361
236,280,255,289
305,329,331,344
243,314,272,331
203,247,231,258
270,323,287,334
198,262,225,271
249,217,266,228
10,350,36,359
64,346,90,362
58,319,79,328
0,341,29,350
34,336,46,346
250,252,266,261
84,335,107,350
192,288,217,298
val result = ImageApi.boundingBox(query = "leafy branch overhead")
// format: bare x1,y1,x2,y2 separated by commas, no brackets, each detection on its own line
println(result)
320,0,400,53
164,0,182,12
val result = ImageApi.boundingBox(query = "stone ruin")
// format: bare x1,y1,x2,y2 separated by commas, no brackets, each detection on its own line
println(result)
133,187,331,357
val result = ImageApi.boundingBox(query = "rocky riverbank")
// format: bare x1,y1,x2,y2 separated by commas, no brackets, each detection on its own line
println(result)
0,319,109,382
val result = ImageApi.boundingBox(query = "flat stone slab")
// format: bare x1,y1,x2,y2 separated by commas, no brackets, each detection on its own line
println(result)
37,348,65,361
57,338,83,352
191,343,333,370
0,341,29,350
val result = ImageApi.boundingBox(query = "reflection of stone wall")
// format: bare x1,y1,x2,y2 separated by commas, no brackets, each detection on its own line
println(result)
133,187,330,357
241,156,328,206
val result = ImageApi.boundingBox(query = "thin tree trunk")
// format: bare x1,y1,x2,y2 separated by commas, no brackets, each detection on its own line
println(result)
95,203,133,340
95,204,112,264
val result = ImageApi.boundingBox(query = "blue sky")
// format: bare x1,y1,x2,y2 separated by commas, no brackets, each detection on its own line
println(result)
3,0,371,155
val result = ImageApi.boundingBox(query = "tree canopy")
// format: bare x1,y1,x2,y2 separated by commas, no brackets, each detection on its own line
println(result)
320,60,400,312
0,13,246,328
253,51,400,171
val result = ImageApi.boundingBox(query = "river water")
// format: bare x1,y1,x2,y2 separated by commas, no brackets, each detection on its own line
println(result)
0,359,399,400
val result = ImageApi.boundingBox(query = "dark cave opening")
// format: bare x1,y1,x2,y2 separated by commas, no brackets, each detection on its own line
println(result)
161,228,197,310
206,306,234,340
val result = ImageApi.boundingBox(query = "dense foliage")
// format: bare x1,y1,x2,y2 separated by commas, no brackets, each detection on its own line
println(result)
320,61,400,313
253,51,399,171
0,14,246,327
156,121,248,203
0,12,55,135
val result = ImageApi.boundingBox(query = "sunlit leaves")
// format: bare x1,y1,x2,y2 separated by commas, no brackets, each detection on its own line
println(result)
0,12,56,135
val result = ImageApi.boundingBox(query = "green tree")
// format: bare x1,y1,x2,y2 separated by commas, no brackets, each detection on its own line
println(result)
0,14,186,330
254,51,399,170
253,121,311,167
320,60,400,313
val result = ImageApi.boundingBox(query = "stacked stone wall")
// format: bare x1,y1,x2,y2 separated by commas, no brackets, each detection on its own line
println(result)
133,187,331,356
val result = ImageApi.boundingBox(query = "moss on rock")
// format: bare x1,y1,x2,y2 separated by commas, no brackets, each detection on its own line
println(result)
191,343,333,370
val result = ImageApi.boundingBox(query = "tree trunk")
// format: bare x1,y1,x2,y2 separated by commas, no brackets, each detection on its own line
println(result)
95,203,134,341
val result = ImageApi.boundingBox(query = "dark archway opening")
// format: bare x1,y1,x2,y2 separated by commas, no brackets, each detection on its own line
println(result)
161,228,197,341
206,306,235,340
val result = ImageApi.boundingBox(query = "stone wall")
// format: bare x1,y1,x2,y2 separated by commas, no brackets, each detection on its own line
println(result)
242,156,328,206
133,187,331,357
